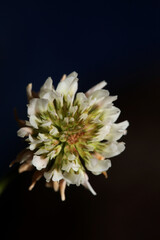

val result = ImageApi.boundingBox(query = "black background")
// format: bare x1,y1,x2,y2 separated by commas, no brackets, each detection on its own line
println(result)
0,1,160,240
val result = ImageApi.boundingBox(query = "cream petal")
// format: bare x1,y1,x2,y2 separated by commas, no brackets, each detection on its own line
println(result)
105,121,129,141
59,179,66,201
27,98,49,116
29,171,44,191
19,150,33,164
53,181,59,192
10,150,33,167
17,127,33,138
85,158,111,174
26,83,33,101
18,161,33,173
25,120,32,126
85,81,107,97
32,155,49,170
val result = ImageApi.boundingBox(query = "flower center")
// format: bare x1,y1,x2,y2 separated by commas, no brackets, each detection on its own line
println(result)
67,131,85,145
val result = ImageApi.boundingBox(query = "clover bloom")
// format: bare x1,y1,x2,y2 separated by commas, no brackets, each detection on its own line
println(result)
10,72,129,200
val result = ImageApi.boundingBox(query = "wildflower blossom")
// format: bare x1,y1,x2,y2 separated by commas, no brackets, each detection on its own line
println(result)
10,72,129,200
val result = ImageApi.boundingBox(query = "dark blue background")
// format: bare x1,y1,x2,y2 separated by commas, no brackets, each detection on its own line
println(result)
0,1,160,240
0,1,159,171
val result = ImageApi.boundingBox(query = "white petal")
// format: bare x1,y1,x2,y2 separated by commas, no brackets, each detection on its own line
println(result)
40,77,53,92
17,127,33,138
44,169,53,182
63,169,85,186
89,89,109,102
32,155,49,170
44,166,63,182
105,121,129,141
28,134,42,150
62,162,73,172
37,133,48,141
85,81,107,97
76,92,88,104
28,134,34,142
27,98,48,116
68,80,78,97
99,95,118,108
82,173,97,195
93,125,111,141
49,126,59,136
29,115,41,129
75,92,89,112
35,148,49,155
28,134,42,144
79,113,88,121
29,144,36,151
69,106,78,115
70,117,74,122
84,180,97,195
71,162,80,172
68,154,76,161
102,106,121,123
56,71,78,96
39,89,59,101
47,150,56,159
62,160,80,172
102,142,125,158
41,121,52,127
85,158,111,174
52,169,63,181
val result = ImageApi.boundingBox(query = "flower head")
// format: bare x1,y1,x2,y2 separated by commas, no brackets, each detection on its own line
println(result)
11,72,129,200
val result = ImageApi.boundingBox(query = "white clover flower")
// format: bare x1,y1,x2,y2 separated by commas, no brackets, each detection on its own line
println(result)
10,72,129,201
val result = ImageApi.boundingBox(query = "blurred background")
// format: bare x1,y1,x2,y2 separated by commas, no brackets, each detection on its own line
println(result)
0,1,160,240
